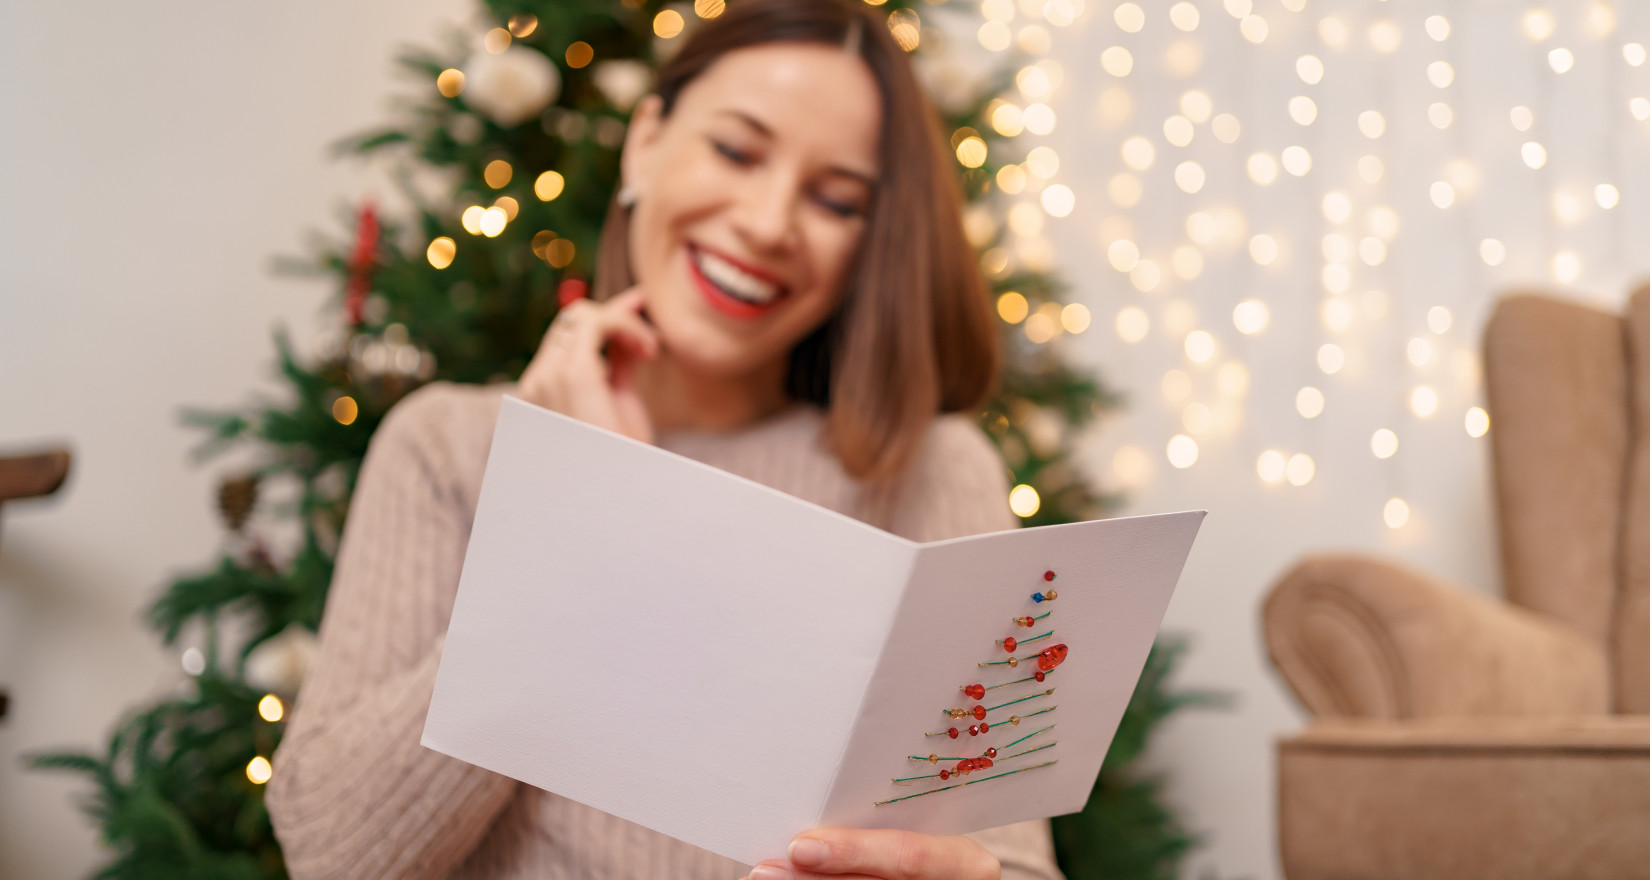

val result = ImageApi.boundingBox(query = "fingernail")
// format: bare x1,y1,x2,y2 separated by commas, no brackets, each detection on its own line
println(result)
749,865,793,880
788,837,830,867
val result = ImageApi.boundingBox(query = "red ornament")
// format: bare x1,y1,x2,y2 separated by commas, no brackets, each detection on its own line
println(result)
968,725,980,736
979,721,990,733
1002,637,1018,653
981,757,995,769
986,747,998,758
557,276,589,307
1043,570,1056,581
939,769,951,780
1034,670,1046,682
972,705,986,720
947,727,959,739
964,684,985,700
343,202,380,326
1018,616,1036,627
1036,644,1070,671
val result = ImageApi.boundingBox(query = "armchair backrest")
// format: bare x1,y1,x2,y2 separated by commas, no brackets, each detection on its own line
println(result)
1616,290,1650,712
1483,295,1628,697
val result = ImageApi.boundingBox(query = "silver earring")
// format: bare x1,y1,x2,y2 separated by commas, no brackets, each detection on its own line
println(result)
617,185,637,208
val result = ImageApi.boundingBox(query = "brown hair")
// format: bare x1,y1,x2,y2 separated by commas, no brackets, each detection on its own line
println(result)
593,0,998,482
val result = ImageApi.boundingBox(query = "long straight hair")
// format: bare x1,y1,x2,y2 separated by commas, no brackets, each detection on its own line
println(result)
593,0,999,482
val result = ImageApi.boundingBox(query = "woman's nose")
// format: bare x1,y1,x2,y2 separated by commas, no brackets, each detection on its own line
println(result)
733,169,801,253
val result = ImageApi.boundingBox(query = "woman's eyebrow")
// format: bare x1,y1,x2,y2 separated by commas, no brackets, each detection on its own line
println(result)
715,108,879,186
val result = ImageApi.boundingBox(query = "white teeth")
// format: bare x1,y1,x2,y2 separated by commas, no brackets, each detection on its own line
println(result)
696,249,781,304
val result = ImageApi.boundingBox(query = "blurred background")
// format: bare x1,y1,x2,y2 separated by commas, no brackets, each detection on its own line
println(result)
3,1,1648,878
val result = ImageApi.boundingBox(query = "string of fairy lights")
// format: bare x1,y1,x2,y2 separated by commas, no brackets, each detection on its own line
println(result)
955,0,1646,530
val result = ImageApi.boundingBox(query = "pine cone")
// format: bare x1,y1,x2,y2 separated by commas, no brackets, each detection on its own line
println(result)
217,473,259,532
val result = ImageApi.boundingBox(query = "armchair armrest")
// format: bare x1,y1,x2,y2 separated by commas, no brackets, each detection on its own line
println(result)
1264,554,1608,719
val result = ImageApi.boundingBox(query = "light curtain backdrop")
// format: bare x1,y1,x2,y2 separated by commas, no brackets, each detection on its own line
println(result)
3,1,1647,878
1005,1,1649,878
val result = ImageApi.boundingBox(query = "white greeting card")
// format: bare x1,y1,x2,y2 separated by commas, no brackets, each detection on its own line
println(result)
422,396,1204,866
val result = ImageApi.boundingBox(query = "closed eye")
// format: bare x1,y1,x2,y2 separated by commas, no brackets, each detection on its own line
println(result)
711,139,755,166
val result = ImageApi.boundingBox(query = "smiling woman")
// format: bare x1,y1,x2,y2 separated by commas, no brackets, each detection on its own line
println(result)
579,0,998,482
266,2,1054,879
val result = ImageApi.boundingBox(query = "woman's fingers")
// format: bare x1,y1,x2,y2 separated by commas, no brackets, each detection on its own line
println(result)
742,829,999,880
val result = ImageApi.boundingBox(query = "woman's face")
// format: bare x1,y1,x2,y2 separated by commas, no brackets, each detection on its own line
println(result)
620,42,882,380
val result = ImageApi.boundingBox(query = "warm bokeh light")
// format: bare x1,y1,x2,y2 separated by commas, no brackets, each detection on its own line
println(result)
1480,238,1507,266
1184,330,1216,363
1371,428,1398,459
693,0,725,18
955,136,987,169
1257,450,1286,483
534,170,565,201
1060,303,1091,334
1410,386,1439,418
997,291,1029,324
1466,406,1490,437
1232,299,1269,335
426,236,456,270
1427,306,1452,333
507,14,538,37
1286,453,1314,486
332,396,359,426
436,69,465,98
483,28,512,54
258,694,284,723
1383,498,1410,529
1115,307,1150,343
1317,343,1345,374
1295,386,1325,419
247,756,273,785
1009,484,1041,518
888,9,921,52
1167,434,1199,469
1407,337,1433,366
566,41,595,68
1112,444,1152,487
654,10,685,38
479,206,508,237
545,238,576,269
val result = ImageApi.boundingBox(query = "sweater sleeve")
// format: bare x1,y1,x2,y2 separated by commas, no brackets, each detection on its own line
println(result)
266,384,516,880
884,416,1066,880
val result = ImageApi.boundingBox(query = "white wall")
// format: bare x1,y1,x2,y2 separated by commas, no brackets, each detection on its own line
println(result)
0,1,468,876
5,1,1649,879
1026,2,1650,879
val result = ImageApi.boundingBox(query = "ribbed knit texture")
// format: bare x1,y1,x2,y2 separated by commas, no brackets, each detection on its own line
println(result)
267,382,1065,880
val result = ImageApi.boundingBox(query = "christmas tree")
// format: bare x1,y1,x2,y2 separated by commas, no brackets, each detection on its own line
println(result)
31,2,1213,878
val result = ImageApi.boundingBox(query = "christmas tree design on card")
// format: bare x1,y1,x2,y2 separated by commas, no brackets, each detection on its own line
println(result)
422,396,1205,865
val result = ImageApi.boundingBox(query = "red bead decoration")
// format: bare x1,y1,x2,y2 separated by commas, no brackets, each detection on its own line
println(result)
972,705,987,720
947,727,960,739
980,721,990,733
1034,670,1046,682
1044,570,1056,581
968,725,980,736
986,747,999,758
964,684,985,700
939,769,951,780
1036,644,1069,671
1002,637,1018,652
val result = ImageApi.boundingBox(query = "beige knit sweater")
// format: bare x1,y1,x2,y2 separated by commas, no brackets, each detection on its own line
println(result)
267,382,1065,880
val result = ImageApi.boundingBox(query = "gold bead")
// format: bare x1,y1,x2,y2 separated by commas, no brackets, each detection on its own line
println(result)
1007,656,1019,667
927,754,939,764
1010,715,1022,725
1046,589,1059,600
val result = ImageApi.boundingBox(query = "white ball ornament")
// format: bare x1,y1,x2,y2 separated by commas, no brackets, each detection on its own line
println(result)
244,624,320,694
592,60,652,112
463,46,560,127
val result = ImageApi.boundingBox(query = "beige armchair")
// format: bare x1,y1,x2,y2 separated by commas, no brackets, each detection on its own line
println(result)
1264,293,1650,880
